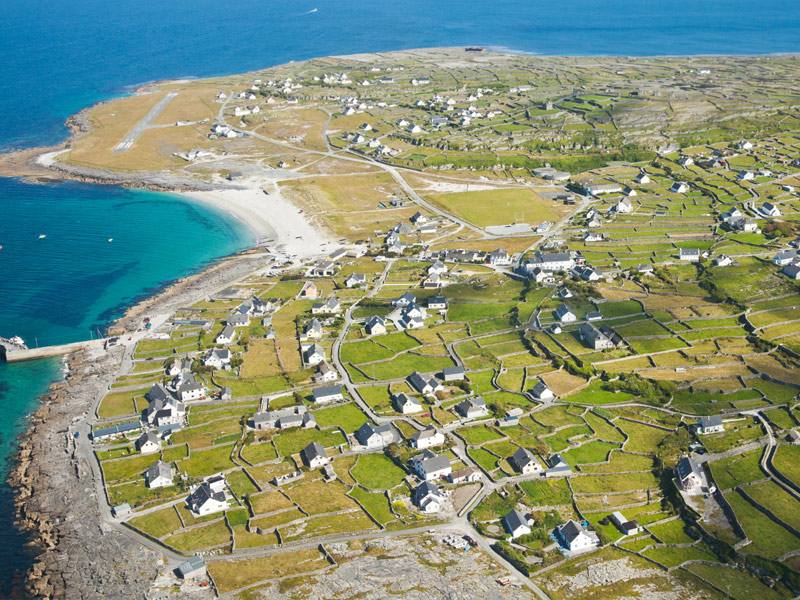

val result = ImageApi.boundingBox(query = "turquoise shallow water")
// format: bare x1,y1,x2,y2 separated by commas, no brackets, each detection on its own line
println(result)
2,0,800,589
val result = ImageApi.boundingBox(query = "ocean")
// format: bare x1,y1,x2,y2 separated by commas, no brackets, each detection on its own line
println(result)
1,0,800,589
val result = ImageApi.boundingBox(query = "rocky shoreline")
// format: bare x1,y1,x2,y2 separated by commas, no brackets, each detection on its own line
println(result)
7,246,267,598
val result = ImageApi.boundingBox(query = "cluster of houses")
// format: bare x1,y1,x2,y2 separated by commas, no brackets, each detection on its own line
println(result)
774,248,800,280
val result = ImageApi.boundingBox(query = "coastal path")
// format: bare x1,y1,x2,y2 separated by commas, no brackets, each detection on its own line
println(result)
112,91,178,153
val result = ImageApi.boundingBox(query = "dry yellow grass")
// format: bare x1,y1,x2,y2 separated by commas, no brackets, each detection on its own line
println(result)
642,295,713,310
241,339,283,377
254,107,329,152
643,364,752,382
151,83,221,125
601,356,653,373
541,370,589,396
276,339,303,372
746,355,800,383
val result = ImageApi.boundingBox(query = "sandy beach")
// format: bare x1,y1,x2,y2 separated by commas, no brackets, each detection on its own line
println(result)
181,179,336,260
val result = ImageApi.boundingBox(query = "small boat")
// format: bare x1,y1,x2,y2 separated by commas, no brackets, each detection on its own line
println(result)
108,238,114,242
38,234,46,239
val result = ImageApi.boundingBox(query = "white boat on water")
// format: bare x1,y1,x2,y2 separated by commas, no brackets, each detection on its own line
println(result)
38,234,46,239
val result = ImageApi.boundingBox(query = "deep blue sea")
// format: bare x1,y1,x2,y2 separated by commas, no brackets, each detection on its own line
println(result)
1,0,800,590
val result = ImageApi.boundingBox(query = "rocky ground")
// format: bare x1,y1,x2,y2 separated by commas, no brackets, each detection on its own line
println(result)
234,535,536,599
9,347,161,599
7,249,268,599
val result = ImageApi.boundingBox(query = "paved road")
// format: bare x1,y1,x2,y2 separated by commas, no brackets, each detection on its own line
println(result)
112,91,178,153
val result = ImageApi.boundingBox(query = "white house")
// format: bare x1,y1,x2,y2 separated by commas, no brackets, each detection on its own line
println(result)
695,415,724,435
761,202,782,218
315,361,339,383
675,456,704,493
355,422,397,449
737,170,755,181
670,182,689,194
737,140,753,150
304,343,325,366
634,173,650,184
312,385,343,404
216,325,236,345
411,426,445,450
450,466,482,484
136,431,160,455
455,396,488,420
616,197,633,214
413,453,451,481
304,319,324,340
555,520,599,553
144,461,174,489
487,248,512,266
414,481,444,513
510,447,543,475
504,509,532,539
203,348,231,369
532,380,555,401
188,476,228,516
300,442,329,469
393,392,423,414
345,273,366,288
407,371,443,396
679,247,700,262
715,255,733,267
773,250,799,266
610,511,642,536
177,381,206,403
555,304,577,323
365,315,386,335
441,365,465,382
678,156,694,166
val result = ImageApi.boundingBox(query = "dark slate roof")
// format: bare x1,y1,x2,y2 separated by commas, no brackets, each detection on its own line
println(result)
301,442,327,463
512,447,536,470
698,415,723,429
676,456,703,481
504,509,528,533
558,520,585,543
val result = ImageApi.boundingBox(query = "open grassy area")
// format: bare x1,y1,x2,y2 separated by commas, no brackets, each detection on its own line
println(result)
351,453,407,490
426,187,569,228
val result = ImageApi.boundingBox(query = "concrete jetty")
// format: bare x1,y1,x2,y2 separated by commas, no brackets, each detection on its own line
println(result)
0,339,107,363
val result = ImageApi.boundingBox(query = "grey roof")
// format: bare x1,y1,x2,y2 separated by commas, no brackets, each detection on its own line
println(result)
355,422,395,444
419,454,450,474
92,421,142,439
548,453,570,471
532,381,551,397
442,365,465,377
218,325,236,340
413,425,440,442
599,325,623,346
144,461,173,484
511,447,537,470
535,252,572,263
407,371,432,393
313,385,342,399
504,509,528,533
301,442,327,463
556,304,574,318
189,480,226,509
676,456,703,482
147,383,172,403
414,480,441,500
558,520,585,544
698,415,723,429
176,556,205,578
137,431,159,446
